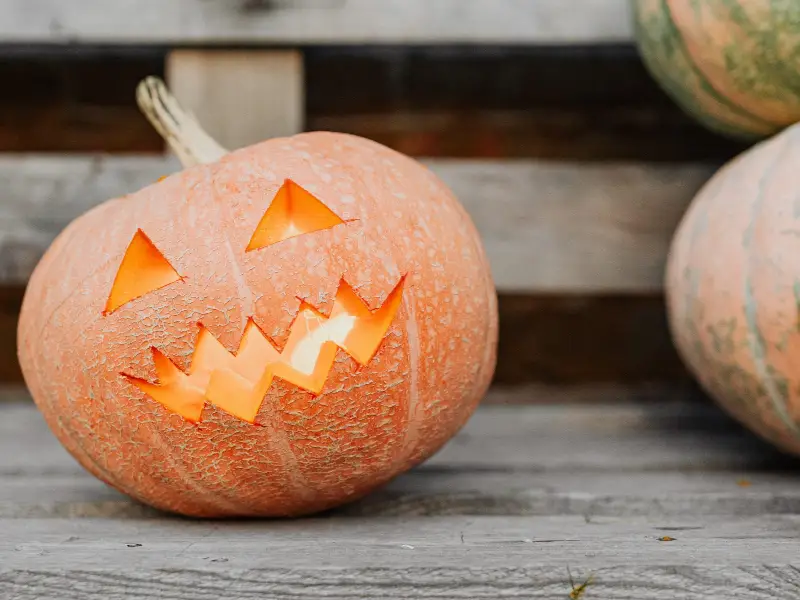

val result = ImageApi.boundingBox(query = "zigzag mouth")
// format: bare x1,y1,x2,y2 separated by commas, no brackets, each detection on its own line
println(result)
121,275,407,424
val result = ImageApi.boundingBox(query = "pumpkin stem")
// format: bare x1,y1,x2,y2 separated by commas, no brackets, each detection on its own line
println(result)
135,76,228,167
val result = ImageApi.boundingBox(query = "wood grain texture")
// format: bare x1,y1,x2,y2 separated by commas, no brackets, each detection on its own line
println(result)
0,46,748,160
305,45,747,161
0,0,633,45
0,290,23,382
1,516,800,568
6,469,800,519
3,563,800,600
433,159,714,292
166,50,304,151
0,155,715,290
311,109,744,161
495,295,688,384
0,386,789,478
8,386,781,480
1,394,800,598
0,51,165,153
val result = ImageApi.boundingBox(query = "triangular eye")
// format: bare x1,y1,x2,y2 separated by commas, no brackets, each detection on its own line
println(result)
246,179,345,252
104,229,183,315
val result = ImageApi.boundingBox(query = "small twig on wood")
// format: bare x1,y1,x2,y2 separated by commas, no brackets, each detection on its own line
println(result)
567,566,594,599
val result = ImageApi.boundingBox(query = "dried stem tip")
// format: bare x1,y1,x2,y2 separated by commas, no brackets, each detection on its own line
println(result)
136,76,228,167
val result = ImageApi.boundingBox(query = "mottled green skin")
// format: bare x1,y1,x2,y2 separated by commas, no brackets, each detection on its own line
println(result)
666,122,800,454
632,0,800,140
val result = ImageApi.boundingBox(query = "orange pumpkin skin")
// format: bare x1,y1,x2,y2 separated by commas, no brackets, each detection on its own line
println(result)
18,132,498,517
665,123,800,455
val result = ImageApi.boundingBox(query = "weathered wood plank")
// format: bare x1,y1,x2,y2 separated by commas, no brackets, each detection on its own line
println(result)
0,289,23,383
435,160,712,292
311,109,747,162
0,387,787,479
3,515,800,566
3,469,800,519
1,517,800,599
0,155,714,290
2,395,799,597
0,51,165,153
4,563,800,600
0,46,747,161
166,49,304,150
495,295,688,384
4,514,800,562
0,0,632,45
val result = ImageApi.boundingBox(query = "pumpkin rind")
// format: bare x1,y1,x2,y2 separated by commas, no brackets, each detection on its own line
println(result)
632,0,800,140
665,121,800,455
17,132,498,517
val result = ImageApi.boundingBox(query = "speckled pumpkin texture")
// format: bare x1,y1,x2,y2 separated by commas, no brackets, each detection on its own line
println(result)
632,0,800,140
666,121,800,455
17,132,498,517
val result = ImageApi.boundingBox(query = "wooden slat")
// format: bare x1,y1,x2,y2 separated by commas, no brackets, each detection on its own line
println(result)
0,46,748,160
0,289,23,383
4,469,799,519
2,517,800,595
495,295,688,384
166,49,304,150
0,386,785,502
2,523,800,599
0,0,632,45
1,395,799,598
435,160,713,292
0,155,714,290
311,109,747,162
0,387,782,479
0,51,165,153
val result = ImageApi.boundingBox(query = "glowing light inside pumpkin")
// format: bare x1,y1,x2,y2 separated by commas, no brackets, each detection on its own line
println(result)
246,178,345,251
123,277,405,423
104,229,183,315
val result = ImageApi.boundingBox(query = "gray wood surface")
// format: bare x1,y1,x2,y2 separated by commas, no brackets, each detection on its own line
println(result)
0,155,714,291
1,386,800,598
0,0,633,45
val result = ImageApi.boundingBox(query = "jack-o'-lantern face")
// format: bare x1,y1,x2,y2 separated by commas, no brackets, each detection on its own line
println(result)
19,130,497,518
105,178,405,424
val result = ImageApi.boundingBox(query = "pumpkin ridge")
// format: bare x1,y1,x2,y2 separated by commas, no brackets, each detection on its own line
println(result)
335,147,418,469
24,320,135,501
633,2,760,138
662,0,782,129
216,191,315,506
146,419,259,515
218,181,256,336
36,255,120,344
742,132,800,436
397,289,421,464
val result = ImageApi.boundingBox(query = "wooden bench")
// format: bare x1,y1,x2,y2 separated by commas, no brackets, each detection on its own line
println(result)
2,386,799,598
1,2,796,598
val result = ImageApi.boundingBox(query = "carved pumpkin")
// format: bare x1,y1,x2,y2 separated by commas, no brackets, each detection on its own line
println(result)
665,121,800,455
17,79,498,517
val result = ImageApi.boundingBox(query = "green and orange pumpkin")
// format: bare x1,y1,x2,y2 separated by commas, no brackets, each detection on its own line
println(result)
16,78,498,517
632,0,800,140
666,120,800,455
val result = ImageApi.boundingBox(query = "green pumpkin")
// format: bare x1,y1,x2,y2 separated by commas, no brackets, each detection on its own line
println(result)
632,0,800,140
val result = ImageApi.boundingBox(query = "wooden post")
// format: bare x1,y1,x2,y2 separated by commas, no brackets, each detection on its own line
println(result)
165,50,304,151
